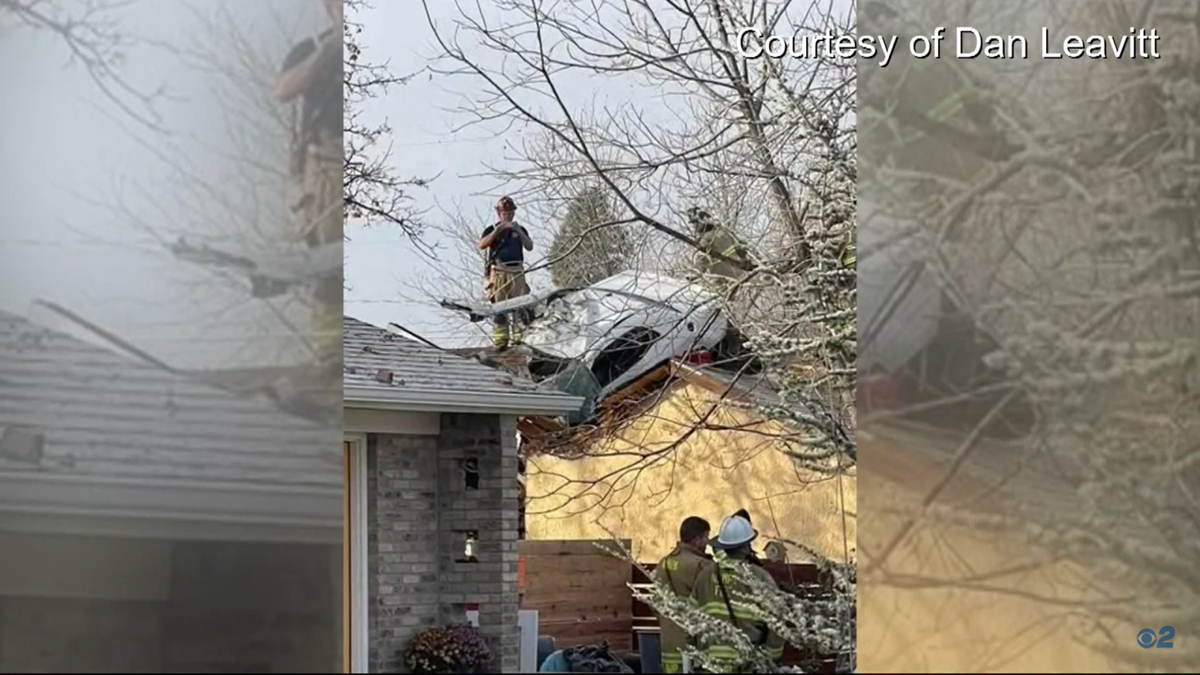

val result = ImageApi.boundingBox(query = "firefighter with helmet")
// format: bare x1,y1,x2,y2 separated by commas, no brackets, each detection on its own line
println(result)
477,196,535,349
686,206,753,291
653,516,715,673
690,515,785,671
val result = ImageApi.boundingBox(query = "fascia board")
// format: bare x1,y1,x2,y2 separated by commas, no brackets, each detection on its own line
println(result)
343,386,583,416
0,470,341,538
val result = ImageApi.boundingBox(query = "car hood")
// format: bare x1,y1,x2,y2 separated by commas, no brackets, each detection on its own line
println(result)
441,270,719,363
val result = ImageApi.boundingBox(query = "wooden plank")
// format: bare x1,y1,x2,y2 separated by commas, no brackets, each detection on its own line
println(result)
522,587,628,606
602,363,671,406
520,539,630,556
538,619,633,634
523,554,618,567
522,575,627,588
520,540,637,653
523,599,627,620
524,565,629,584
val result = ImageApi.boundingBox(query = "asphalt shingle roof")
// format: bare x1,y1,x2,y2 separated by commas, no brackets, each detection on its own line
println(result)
343,317,544,398
0,311,339,486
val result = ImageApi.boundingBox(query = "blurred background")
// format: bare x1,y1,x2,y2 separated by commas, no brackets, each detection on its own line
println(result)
0,1,343,671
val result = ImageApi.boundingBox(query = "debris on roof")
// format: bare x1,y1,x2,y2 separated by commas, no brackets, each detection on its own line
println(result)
188,362,342,426
451,346,535,381
519,357,776,457
442,271,731,403
343,318,554,399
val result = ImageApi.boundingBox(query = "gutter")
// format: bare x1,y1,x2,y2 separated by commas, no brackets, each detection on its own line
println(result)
343,385,585,417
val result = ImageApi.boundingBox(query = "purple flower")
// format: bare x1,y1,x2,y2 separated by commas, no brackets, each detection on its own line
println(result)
403,624,493,673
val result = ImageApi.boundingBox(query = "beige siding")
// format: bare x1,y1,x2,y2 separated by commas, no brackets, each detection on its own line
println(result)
525,382,855,563
859,476,1117,673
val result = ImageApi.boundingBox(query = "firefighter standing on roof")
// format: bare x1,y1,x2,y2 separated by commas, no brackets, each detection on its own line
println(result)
688,207,753,292
653,516,714,674
691,515,785,672
860,1,1017,210
478,196,534,349
276,0,343,365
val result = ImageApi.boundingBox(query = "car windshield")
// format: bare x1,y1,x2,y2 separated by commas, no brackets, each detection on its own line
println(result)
535,360,601,426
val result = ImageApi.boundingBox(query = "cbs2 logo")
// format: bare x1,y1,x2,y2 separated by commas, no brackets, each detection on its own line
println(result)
1137,626,1175,649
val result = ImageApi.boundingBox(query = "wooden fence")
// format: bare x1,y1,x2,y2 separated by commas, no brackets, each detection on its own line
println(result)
519,541,851,672
518,539,634,652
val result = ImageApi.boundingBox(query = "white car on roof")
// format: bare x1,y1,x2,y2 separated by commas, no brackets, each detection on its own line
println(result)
442,271,730,415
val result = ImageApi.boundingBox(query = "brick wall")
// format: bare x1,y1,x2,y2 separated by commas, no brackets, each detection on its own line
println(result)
436,413,521,673
367,414,521,673
366,433,441,672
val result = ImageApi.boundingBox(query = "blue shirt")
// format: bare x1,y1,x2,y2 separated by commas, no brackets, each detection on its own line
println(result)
483,222,528,264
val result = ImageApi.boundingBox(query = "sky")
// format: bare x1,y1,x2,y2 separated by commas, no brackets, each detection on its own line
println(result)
345,0,856,350
344,1,538,349
344,1,729,349
0,0,326,368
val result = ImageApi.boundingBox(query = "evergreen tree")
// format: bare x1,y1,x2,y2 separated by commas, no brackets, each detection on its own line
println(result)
548,187,630,288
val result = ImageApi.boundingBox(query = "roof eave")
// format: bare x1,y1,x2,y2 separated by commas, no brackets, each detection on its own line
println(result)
343,385,584,417
0,470,341,544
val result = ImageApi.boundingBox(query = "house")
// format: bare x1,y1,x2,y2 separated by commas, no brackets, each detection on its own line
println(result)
0,310,583,674
0,309,344,673
520,357,856,564
342,317,584,673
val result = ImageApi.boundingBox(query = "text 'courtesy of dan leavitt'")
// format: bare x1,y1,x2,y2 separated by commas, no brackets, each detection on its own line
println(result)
736,26,1162,67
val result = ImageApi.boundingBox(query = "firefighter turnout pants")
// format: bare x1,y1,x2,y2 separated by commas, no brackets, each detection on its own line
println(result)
486,261,529,348
293,131,342,365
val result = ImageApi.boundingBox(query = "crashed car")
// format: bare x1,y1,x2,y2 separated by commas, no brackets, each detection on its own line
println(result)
858,207,1035,438
442,271,742,424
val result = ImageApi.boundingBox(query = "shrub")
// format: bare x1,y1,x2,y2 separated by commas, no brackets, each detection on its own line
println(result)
446,623,493,671
403,624,493,674
403,626,459,674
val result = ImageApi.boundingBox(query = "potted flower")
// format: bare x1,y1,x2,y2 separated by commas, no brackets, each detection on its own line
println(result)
403,626,459,674
403,624,493,674
446,623,493,673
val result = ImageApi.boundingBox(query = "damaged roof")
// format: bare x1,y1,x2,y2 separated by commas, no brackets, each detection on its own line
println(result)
518,358,788,449
343,317,584,416
0,310,339,487
673,361,783,407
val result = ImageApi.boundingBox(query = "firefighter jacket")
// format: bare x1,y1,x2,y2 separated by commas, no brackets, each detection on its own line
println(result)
690,551,786,670
876,55,1008,191
652,542,713,673
697,226,751,282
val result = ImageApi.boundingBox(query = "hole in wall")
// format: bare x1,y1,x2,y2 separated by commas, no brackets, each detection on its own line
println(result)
455,530,480,563
461,458,480,490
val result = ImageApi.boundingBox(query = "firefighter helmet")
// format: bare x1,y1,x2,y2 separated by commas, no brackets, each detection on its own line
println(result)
711,515,757,550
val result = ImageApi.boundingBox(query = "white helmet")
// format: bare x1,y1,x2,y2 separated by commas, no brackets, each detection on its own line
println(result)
712,515,757,550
